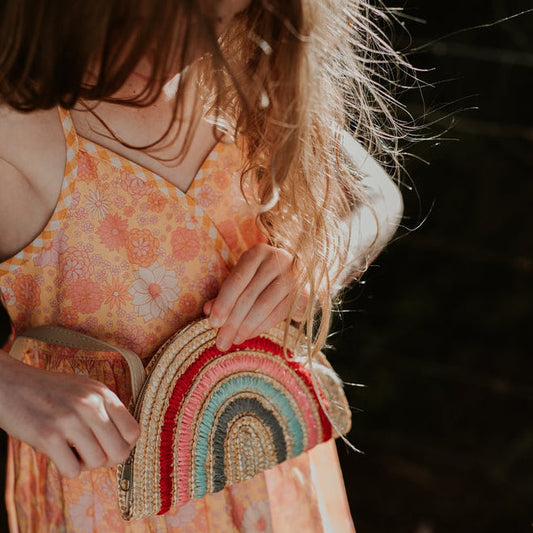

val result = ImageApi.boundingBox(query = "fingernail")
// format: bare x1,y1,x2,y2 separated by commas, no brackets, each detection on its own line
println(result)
217,338,230,351
210,316,222,328
233,336,243,345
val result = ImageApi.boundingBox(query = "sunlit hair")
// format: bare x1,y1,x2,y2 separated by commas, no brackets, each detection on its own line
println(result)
210,0,413,353
0,0,412,356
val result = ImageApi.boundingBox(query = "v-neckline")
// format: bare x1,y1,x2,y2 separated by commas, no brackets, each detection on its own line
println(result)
69,103,226,197
0,108,238,275
76,132,223,200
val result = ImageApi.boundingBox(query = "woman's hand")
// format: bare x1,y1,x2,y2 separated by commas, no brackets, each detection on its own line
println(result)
0,352,140,479
203,243,309,350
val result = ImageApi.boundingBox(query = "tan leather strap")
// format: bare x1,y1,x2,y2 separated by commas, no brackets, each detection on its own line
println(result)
8,326,146,402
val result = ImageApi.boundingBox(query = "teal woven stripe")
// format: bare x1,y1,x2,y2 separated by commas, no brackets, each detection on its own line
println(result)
192,375,304,498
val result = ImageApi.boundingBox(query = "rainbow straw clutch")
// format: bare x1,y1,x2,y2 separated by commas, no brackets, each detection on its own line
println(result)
8,318,351,521
117,318,351,520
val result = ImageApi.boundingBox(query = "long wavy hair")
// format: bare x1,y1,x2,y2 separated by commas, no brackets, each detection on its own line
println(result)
0,0,411,355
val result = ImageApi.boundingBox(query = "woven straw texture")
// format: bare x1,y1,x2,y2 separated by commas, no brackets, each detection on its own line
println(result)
117,318,350,521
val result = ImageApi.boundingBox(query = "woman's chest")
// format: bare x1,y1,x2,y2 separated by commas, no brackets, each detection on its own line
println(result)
0,135,266,355
69,102,221,195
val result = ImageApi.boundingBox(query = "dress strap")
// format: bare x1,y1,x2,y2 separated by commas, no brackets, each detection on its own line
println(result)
57,107,79,183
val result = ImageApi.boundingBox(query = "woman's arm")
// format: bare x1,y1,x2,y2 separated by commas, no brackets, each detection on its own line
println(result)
204,134,403,349
333,132,404,293
0,106,141,475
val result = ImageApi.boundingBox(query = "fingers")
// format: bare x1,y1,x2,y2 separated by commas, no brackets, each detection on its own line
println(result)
47,384,138,475
66,425,107,471
217,277,289,348
242,286,308,341
208,245,267,330
203,299,214,316
0,361,139,479
83,391,139,467
46,439,84,479
247,297,293,340
206,244,309,350
60,388,138,474
215,266,282,349
288,284,310,323
36,424,106,478
101,390,141,450
209,246,282,349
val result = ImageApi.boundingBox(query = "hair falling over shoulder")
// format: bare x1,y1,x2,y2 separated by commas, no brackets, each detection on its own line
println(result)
212,0,415,353
0,0,414,355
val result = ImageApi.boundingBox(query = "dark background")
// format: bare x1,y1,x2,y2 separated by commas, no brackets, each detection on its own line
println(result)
1,1,532,532
329,1,533,532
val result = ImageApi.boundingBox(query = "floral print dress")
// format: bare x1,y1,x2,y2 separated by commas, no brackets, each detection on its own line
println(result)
0,108,355,532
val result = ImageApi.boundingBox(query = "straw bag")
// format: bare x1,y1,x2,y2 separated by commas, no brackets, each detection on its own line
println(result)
9,318,351,521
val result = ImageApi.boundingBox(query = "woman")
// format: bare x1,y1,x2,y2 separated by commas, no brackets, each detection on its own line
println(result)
0,0,404,530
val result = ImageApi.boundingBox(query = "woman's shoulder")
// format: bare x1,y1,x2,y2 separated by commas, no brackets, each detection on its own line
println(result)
0,105,64,172
0,105,66,261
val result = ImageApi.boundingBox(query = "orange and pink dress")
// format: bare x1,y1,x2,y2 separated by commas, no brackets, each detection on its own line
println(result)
0,108,355,532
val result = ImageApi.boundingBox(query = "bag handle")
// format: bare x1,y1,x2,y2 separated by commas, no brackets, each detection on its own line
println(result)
8,326,146,403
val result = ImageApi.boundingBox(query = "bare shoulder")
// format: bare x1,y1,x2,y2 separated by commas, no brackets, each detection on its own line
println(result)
0,105,66,261
0,105,64,170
